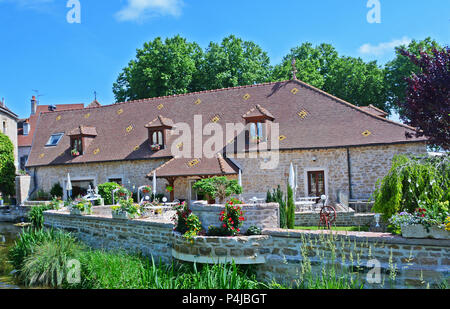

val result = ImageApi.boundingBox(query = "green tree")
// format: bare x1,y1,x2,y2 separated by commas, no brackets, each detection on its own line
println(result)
113,35,204,102
0,133,16,196
199,35,272,90
384,37,442,115
192,176,242,204
273,42,388,111
286,185,296,229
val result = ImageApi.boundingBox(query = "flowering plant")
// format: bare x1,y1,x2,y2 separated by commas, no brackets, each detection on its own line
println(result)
151,144,161,151
219,199,245,236
70,198,92,214
114,187,131,202
166,185,173,193
71,149,80,157
112,198,140,218
173,202,203,241
141,186,152,194
445,217,450,232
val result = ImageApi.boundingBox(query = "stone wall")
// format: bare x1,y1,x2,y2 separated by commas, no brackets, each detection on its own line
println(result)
232,142,427,202
44,211,174,263
43,211,449,289
190,202,279,234
172,232,269,264
31,142,425,204
295,211,375,227
15,175,32,205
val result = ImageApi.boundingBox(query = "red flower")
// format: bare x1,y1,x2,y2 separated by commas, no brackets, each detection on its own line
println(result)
222,224,226,228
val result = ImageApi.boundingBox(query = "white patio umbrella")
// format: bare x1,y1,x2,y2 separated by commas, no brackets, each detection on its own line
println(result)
66,173,72,200
152,171,157,197
289,163,296,199
238,169,242,187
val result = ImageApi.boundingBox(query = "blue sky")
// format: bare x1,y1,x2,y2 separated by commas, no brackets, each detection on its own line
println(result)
0,0,448,119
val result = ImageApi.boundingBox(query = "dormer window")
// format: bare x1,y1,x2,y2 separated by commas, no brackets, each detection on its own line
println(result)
145,116,173,152
68,126,97,157
23,122,30,136
243,104,275,144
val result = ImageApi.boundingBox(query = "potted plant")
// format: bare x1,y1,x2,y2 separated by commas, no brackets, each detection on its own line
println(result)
151,144,161,151
166,185,173,193
111,198,140,220
142,186,152,194
71,149,80,157
70,198,92,216
389,201,450,240
192,176,242,204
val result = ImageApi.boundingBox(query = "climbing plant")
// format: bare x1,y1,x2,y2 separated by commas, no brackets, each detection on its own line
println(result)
372,155,449,220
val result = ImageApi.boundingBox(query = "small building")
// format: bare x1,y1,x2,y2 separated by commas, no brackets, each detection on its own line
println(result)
17,96,84,171
25,78,427,203
0,98,19,168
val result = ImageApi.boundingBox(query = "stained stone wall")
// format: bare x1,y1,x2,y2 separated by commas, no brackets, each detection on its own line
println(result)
43,211,450,289
232,142,427,202
32,142,426,203
294,211,375,227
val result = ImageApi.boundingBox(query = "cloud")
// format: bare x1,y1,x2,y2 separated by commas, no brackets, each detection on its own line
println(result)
115,0,184,22
358,37,412,56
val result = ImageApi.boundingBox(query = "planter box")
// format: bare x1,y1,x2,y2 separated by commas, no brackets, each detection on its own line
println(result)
172,231,269,265
70,208,91,216
401,224,450,240
112,211,138,220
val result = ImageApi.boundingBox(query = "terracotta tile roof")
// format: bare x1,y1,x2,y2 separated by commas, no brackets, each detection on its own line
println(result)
68,126,97,136
243,104,275,120
18,104,84,147
26,80,426,169
147,155,238,178
145,115,173,128
87,100,101,108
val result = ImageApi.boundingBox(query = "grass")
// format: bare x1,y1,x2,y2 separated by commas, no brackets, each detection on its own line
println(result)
294,226,369,232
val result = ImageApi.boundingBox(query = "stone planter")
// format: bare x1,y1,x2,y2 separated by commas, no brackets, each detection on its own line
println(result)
401,224,450,240
70,208,91,216
171,231,269,265
112,211,138,220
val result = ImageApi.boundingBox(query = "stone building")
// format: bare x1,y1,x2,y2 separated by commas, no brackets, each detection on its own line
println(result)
26,78,427,203
0,99,18,168
17,96,85,171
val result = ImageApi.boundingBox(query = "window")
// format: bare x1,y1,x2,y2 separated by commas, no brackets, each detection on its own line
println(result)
108,178,123,185
2,121,6,134
23,123,30,136
20,155,28,170
46,133,64,146
71,136,83,155
151,131,164,146
307,171,325,198
249,122,264,142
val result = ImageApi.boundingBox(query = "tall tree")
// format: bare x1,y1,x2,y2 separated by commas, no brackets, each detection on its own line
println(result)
384,37,442,115
273,43,388,111
199,35,272,90
113,35,203,102
0,133,16,196
399,47,450,150
272,43,338,89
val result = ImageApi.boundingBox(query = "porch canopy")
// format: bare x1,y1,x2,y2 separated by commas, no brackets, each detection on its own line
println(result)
146,155,239,201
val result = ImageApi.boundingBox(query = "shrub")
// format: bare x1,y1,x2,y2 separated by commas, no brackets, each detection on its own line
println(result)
267,185,287,228
192,176,242,204
8,228,75,271
50,183,63,199
372,155,449,220
0,133,16,196
173,202,203,240
286,185,296,229
246,225,262,236
97,182,122,205
20,237,84,287
28,204,53,229
219,199,245,236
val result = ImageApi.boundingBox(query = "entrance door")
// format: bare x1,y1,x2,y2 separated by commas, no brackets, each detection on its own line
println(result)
71,180,94,198
307,171,325,197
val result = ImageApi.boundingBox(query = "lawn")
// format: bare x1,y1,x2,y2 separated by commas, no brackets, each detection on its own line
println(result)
294,226,369,232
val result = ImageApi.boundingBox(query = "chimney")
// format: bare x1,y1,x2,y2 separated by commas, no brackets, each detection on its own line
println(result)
0,98,4,107
31,96,37,115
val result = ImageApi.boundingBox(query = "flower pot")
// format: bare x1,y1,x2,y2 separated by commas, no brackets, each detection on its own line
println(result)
112,211,137,220
70,208,90,216
401,224,450,240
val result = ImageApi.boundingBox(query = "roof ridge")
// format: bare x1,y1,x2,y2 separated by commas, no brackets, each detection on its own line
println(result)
290,79,418,131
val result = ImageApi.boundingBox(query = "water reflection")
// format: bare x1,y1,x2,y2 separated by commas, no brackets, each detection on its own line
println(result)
0,223,21,289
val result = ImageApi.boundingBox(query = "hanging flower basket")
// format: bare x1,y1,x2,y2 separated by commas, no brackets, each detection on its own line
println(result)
71,149,80,157
166,185,173,193
142,186,152,194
